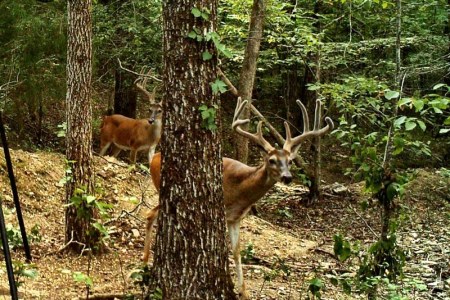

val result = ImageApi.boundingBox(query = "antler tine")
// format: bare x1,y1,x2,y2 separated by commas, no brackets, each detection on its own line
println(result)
135,67,154,101
142,68,153,87
297,100,310,133
283,99,334,153
232,97,275,153
313,99,322,130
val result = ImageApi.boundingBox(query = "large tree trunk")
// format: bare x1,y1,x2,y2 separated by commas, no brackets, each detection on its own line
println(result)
233,0,265,163
65,0,99,252
150,1,236,299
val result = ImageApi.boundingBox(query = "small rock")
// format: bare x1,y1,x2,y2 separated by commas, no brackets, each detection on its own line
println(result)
131,229,140,238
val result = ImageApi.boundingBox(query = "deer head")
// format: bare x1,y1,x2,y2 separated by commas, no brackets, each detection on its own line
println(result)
135,69,162,125
232,97,334,184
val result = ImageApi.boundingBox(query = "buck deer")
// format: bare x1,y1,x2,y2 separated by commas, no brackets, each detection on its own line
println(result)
143,97,333,299
99,73,162,165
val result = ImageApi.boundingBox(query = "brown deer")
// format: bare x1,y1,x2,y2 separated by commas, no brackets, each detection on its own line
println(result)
99,73,162,165
143,97,334,299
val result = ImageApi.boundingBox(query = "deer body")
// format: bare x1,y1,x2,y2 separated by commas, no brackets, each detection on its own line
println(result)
143,98,333,299
99,69,162,164
99,114,162,164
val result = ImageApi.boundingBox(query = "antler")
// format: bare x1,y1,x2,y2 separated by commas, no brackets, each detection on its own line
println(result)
232,97,275,153
135,67,156,103
283,99,334,154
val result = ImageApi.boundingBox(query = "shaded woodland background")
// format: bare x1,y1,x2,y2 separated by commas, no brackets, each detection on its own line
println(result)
1,0,448,161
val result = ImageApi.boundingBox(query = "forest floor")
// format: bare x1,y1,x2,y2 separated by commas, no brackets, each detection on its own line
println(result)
0,149,449,300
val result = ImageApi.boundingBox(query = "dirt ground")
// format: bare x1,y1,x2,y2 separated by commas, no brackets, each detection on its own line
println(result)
0,149,449,299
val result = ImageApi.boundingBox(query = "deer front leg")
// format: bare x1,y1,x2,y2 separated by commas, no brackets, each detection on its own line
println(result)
143,205,160,263
99,142,111,156
129,149,138,164
111,145,122,158
148,145,156,168
228,221,250,300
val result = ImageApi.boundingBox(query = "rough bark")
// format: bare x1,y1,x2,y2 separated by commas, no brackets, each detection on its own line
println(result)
65,0,98,252
233,0,265,164
150,1,236,299
300,0,322,203
113,69,137,118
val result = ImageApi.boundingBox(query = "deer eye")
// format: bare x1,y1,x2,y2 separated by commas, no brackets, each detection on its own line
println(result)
269,158,277,165
288,159,293,165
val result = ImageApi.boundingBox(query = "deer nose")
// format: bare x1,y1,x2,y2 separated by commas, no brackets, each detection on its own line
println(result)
148,118,155,124
281,174,292,184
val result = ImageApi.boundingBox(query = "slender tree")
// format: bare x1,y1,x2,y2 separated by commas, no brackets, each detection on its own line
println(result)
65,0,99,251
150,1,236,299
233,0,265,164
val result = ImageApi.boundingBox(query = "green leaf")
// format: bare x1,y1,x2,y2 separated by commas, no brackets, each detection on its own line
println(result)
387,183,398,201
308,277,324,295
21,269,38,279
187,31,197,39
221,48,233,58
412,99,425,112
86,195,96,204
202,51,213,61
210,79,227,95
307,84,320,91
444,116,450,125
439,128,450,134
191,7,201,18
393,116,406,128
433,83,446,90
384,90,400,100
417,120,426,131
405,121,417,131
433,107,443,114
397,97,411,107
201,12,209,21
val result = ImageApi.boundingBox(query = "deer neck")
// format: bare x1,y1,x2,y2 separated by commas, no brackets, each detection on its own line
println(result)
242,162,277,202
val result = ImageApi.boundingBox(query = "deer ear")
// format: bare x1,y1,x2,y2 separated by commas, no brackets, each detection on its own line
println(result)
288,146,300,160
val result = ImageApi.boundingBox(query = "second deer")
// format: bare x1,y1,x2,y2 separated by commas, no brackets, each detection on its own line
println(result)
99,72,162,165
143,97,334,299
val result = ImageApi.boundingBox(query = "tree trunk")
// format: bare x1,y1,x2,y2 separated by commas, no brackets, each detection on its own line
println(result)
300,0,322,203
113,68,137,118
233,0,265,163
150,1,236,299
65,0,99,252
445,0,449,86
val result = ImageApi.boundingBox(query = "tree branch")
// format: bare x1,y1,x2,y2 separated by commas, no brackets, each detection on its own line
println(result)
117,58,162,82
218,68,239,96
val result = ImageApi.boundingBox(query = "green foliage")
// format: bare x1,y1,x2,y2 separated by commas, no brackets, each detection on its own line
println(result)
276,207,293,219
93,0,162,70
56,122,67,138
198,104,218,132
333,234,352,262
62,269,93,289
262,255,291,282
210,79,227,95
187,30,232,59
72,271,94,288
191,7,210,21
240,243,255,263
129,265,162,299
0,0,66,147
67,186,112,243
13,261,38,287
308,277,324,299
